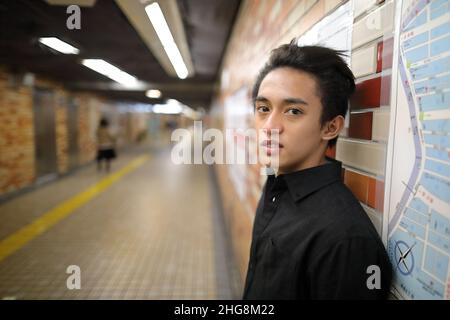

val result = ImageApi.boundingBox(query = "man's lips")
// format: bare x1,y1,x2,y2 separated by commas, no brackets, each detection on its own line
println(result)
260,140,283,148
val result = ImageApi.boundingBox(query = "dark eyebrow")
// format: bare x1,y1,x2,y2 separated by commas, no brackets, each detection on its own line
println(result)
254,96,308,106
254,96,269,103
283,97,308,106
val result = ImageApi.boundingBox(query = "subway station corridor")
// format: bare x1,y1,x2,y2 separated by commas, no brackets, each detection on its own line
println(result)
0,140,241,299
1,0,450,305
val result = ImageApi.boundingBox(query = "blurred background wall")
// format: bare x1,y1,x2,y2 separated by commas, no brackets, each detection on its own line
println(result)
0,65,177,196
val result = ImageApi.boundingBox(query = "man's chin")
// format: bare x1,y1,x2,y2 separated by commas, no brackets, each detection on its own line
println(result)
275,158,303,175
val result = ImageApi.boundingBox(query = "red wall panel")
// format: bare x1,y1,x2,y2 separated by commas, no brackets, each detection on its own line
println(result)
348,112,373,140
350,75,391,110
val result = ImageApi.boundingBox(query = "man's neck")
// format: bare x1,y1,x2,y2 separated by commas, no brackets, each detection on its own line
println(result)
276,155,328,176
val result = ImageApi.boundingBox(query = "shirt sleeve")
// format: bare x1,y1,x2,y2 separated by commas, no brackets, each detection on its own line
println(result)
306,237,392,300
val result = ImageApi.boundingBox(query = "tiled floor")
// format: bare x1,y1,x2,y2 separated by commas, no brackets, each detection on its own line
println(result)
0,141,242,299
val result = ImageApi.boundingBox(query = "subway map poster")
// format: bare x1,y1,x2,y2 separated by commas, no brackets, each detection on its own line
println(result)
386,0,450,299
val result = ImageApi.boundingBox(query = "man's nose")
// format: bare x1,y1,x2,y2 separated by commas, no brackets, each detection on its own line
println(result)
262,112,283,136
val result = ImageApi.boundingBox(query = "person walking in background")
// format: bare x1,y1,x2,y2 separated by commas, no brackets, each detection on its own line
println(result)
96,118,116,172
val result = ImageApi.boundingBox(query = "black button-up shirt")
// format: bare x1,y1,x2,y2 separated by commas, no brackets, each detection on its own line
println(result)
243,157,392,300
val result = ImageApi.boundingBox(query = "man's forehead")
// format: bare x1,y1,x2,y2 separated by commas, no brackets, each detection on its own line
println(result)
262,67,316,85
258,68,319,100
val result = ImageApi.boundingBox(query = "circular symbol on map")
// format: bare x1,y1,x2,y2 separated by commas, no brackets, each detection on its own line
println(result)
394,241,415,276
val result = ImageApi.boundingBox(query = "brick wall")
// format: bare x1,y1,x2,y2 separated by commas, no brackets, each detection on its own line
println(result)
55,88,69,174
77,94,100,165
0,66,146,198
0,67,35,195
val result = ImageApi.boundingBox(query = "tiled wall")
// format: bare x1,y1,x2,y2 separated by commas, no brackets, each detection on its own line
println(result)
338,0,395,234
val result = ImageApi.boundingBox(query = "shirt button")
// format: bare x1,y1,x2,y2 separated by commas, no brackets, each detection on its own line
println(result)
272,196,276,202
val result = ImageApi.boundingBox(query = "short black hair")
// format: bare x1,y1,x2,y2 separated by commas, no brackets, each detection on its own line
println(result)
252,40,355,147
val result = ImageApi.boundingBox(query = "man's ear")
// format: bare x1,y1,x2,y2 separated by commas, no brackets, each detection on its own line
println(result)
321,115,345,142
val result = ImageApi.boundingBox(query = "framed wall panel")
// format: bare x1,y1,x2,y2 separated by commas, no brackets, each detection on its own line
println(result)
344,168,385,211
352,0,395,49
348,111,373,140
351,75,392,110
351,76,382,109
353,0,378,20
372,109,390,142
351,43,378,78
344,169,371,203
336,138,386,177
377,37,394,71
368,177,385,212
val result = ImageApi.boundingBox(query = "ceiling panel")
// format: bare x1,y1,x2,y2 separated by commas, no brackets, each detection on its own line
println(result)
0,0,240,108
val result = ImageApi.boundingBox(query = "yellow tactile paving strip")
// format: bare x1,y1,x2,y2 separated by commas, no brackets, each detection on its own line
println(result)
0,145,240,299
0,149,147,240
0,155,150,263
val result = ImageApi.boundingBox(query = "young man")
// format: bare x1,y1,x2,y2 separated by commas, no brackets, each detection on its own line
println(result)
243,42,392,299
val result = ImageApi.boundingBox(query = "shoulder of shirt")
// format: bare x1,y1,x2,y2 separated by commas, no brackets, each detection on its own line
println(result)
303,181,382,243
306,179,365,218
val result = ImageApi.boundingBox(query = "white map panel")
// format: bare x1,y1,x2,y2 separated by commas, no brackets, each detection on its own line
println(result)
386,0,450,300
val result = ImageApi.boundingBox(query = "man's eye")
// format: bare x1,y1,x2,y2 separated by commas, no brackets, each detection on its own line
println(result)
256,106,270,113
286,108,302,115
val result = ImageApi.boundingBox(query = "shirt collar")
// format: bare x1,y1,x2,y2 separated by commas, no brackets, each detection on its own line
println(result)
274,157,343,202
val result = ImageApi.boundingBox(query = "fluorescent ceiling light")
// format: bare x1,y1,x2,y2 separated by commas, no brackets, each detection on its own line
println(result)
39,37,80,54
167,98,179,105
81,59,138,86
152,103,183,114
145,2,189,79
146,89,162,99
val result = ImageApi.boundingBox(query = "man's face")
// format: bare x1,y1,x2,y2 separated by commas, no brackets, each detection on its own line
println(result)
254,67,327,174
